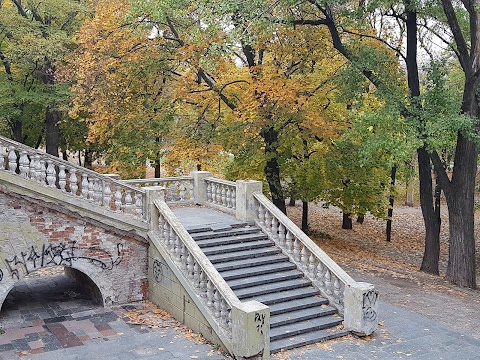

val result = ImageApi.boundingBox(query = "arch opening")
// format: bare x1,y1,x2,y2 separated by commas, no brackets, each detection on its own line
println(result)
1,266,104,318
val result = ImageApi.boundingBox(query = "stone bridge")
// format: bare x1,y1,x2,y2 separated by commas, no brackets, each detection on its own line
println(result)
0,136,378,359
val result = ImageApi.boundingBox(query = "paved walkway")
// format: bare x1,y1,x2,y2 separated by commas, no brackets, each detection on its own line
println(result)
0,206,479,359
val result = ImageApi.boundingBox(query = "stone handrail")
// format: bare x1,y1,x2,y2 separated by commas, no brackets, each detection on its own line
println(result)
205,177,236,211
0,136,146,220
253,193,378,335
123,177,194,203
150,196,269,358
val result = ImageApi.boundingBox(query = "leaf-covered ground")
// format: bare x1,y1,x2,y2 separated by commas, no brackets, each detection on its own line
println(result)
288,202,480,339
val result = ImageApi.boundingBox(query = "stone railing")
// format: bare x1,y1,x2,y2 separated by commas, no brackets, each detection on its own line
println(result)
205,177,236,211
123,177,194,203
148,191,269,359
0,136,147,220
253,193,378,336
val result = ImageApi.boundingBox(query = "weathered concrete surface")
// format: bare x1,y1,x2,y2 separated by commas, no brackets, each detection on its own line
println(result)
0,187,148,307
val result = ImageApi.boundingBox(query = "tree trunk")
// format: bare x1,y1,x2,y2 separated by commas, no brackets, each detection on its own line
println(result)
84,149,93,170
386,166,397,242
261,126,286,214
11,119,24,143
45,106,60,157
342,213,352,229
405,156,415,206
289,196,296,207
418,147,441,275
442,134,477,288
356,215,364,224
301,201,309,233
155,158,161,178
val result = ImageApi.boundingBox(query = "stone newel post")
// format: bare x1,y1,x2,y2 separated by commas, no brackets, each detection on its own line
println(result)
344,282,379,336
192,171,212,204
235,180,263,221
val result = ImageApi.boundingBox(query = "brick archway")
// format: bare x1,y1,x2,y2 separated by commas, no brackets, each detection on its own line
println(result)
0,189,149,309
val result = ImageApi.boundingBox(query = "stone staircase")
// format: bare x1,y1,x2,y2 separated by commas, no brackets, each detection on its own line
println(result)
186,222,350,353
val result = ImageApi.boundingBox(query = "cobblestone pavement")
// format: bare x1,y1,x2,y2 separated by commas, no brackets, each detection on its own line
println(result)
0,268,226,360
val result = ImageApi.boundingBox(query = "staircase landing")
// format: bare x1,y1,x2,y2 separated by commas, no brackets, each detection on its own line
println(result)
172,205,349,353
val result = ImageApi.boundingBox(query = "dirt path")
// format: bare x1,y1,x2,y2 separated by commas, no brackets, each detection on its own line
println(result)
287,203,480,340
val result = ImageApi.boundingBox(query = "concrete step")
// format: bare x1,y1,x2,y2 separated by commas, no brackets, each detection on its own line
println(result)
270,305,338,328
235,279,312,299
202,240,273,256
270,328,350,353
208,247,282,264
270,315,343,341
269,297,329,316
196,233,268,248
219,262,297,280
241,287,320,305
227,270,304,290
190,227,260,240
214,254,290,272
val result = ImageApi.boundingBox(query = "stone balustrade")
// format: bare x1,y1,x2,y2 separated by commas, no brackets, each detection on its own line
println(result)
205,177,236,211
123,177,194,203
253,193,378,336
0,136,147,220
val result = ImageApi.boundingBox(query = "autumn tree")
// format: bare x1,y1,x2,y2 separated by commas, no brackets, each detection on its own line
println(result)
0,0,86,155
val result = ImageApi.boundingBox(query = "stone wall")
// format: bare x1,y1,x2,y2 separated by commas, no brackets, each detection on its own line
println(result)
148,245,225,349
0,187,149,307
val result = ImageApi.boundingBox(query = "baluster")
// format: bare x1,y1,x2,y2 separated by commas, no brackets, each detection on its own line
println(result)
225,187,231,208
206,280,214,309
293,238,301,262
231,188,236,209
58,165,66,191
124,190,133,213
95,179,103,204
69,168,78,195
264,211,272,234
220,299,228,328
179,182,186,201
213,290,221,318
333,278,341,299
135,192,143,217
257,203,265,227
19,151,29,177
114,186,122,211
174,235,182,262
29,155,38,180
300,246,308,270
189,180,194,200
46,161,56,187
227,308,232,329
278,223,286,247
324,269,333,295
316,262,325,288
103,182,112,207
7,146,16,173
158,214,165,237
38,159,46,184
285,230,293,254
206,181,212,202
221,185,226,205
0,144,4,169
216,184,222,205
211,183,217,203
169,224,175,249
163,222,171,245
180,244,187,270
271,216,278,240
308,253,316,278
193,262,200,288
199,271,207,298
81,174,89,198
186,253,194,279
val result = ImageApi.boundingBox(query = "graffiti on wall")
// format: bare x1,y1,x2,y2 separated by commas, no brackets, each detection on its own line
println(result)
362,289,379,322
1,241,124,281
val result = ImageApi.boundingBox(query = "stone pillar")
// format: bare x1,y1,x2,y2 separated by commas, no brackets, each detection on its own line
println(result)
343,282,379,336
232,301,270,360
191,171,211,204
236,180,262,222
143,186,166,230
